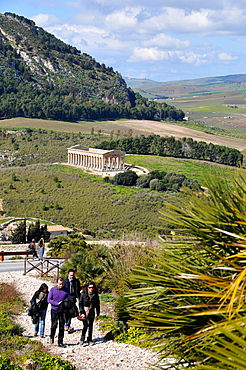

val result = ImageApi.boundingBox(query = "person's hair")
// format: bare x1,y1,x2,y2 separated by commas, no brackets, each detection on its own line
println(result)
38,283,48,293
56,277,64,283
86,281,98,296
68,269,75,274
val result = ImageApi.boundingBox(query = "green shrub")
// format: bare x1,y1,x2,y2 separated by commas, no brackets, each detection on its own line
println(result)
114,327,149,347
38,356,75,370
112,170,138,186
0,356,21,370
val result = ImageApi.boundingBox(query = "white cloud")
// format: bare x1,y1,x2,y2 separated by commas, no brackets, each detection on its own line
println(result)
32,13,60,27
129,47,208,66
218,52,239,61
46,24,127,52
128,47,175,62
140,7,214,34
138,5,246,35
144,33,190,49
105,7,142,30
179,52,208,65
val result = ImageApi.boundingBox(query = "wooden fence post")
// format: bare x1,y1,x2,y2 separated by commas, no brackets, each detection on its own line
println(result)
0,251,4,262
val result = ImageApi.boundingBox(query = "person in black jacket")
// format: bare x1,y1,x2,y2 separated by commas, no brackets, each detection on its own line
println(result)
79,281,100,345
29,283,49,338
63,269,81,332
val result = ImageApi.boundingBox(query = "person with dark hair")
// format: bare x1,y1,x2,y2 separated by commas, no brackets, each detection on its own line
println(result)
64,269,81,333
28,239,38,258
47,277,70,347
78,281,100,345
29,283,49,338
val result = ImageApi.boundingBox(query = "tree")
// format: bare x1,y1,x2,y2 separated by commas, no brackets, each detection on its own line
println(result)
112,170,138,186
11,219,26,244
27,220,41,242
40,224,50,242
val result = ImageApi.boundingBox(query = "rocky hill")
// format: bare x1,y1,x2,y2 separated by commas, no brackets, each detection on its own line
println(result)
0,12,184,122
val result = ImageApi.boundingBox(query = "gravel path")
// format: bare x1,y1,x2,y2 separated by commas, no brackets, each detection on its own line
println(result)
0,271,168,370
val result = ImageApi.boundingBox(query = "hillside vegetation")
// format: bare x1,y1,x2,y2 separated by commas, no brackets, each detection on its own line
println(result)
0,164,167,238
0,127,238,239
0,12,184,122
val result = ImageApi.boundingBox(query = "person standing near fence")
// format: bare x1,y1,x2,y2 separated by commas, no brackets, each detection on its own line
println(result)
38,235,45,259
29,283,49,338
64,269,81,333
28,239,38,258
47,277,70,347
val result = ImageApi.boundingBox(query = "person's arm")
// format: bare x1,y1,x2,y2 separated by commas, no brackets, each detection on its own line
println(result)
79,294,86,315
76,279,81,299
96,295,100,317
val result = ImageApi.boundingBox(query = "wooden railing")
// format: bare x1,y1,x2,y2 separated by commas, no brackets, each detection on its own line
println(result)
24,258,61,278
0,250,31,261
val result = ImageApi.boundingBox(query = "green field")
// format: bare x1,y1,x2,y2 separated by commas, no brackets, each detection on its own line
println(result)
126,155,233,185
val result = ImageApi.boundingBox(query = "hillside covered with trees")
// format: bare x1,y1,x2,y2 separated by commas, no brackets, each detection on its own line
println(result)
0,13,184,122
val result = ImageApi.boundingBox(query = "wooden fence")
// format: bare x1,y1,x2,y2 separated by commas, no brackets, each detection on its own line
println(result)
0,250,31,261
23,258,62,278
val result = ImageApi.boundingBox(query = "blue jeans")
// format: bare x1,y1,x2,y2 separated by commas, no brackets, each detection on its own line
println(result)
34,309,47,336
39,247,44,259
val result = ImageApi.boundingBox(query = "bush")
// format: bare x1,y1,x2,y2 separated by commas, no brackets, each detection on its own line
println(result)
136,177,150,188
38,356,75,370
112,170,138,186
0,356,21,370
149,178,160,190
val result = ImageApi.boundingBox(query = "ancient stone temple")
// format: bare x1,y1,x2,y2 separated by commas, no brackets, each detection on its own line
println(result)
67,145,125,172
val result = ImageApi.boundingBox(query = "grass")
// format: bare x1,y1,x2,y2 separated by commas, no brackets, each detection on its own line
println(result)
0,163,167,238
126,155,234,185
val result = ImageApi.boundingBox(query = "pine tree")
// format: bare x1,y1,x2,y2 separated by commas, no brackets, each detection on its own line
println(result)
40,224,50,242
11,219,26,244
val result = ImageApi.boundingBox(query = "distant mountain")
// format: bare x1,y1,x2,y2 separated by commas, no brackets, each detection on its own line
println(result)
125,74,246,99
0,12,184,122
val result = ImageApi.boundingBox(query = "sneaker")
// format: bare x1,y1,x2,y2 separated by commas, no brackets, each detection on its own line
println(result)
58,343,66,348
79,340,84,345
50,337,54,344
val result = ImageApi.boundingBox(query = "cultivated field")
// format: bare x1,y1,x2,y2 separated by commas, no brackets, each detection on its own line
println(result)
1,117,246,151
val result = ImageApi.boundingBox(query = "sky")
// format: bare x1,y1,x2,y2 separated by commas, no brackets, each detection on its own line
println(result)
1,0,246,82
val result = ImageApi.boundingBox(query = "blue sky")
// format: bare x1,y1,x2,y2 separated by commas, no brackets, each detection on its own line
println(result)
2,0,246,82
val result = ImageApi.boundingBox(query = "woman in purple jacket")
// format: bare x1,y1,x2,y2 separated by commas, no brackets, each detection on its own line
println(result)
47,277,69,347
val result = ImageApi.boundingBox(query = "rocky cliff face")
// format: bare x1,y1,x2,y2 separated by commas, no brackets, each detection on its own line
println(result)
0,12,131,105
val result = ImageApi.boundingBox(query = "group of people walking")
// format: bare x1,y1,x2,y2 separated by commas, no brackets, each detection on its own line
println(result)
28,269,100,347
